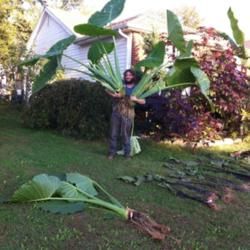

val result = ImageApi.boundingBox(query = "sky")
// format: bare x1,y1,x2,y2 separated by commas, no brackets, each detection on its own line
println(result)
85,0,250,39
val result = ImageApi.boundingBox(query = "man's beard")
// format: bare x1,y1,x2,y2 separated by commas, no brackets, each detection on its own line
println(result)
124,78,134,84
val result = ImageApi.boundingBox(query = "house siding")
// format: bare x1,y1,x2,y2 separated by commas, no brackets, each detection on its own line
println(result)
30,12,129,80
63,36,129,79
33,13,70,54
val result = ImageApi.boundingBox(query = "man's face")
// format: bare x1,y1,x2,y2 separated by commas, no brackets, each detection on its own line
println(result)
124,72,135,84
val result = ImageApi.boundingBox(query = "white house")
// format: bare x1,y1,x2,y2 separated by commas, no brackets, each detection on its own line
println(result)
27,7,167,80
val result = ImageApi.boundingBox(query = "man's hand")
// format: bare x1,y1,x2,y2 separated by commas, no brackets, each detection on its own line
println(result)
130,95,146,105
106,90,123,98
130,95,138,102
113,92,122,98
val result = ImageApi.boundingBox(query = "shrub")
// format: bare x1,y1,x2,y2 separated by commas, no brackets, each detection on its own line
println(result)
137,27,249,141
22,80,112,140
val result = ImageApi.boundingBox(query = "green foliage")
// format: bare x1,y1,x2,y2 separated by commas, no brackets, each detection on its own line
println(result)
85,39,123,93
0,0,33,70
167,10,187,55
12,174,61,202
11,172,127,217
32,57,59,94
88,0,126,27
20,35,76,66
38,201,85,214
88,41,114,64
167,10,195,57
167,58,196,84
165,11,211,105
45,35,76,58
227,7,247,58
190,66,210,96
66,173,98,197
22,80,112,140
227,8,245,47
182,40,193,57
74,23,117,36
20,35,76,94
135,41,166,69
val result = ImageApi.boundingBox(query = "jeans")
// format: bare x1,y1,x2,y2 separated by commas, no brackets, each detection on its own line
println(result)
109,111,132,156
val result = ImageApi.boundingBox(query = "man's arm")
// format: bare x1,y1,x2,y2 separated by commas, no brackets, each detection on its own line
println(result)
130,95,146,105
106,90,123,98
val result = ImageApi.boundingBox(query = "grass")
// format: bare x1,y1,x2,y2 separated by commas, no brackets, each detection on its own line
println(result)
0,102,249,250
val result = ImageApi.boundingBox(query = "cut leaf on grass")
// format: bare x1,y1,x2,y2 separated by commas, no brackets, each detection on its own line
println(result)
118,176,136,183
66,173,98,196
38,201,84,214
9,172,170,241
12,174,61,202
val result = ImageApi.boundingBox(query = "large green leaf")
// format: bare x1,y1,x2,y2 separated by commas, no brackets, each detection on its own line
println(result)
74,24,117,36
38,201,84,214
19,55,43,66
57,181,86,200
88,41,114,64
167,58,198,85
167,10,186,55
190,66,210,96
45,35,76,57
190,66,213,108
88,0,126,27
66,173,98,197
227,7,247,58
182,40,193,57
218,32,238,49
139,80,166,99
20,35,76,66
227,7,245,46
12,174,61,202
32,57,58,94
135,41,166,69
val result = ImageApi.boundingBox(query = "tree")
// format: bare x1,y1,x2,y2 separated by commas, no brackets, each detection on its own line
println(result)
0,0,17,69
36,0,94,20
37,0,88,11
175,5,202,29
0,0,38,83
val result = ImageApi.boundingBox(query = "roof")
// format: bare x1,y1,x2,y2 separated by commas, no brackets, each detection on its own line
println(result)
45,7,87,35
28,7,168,48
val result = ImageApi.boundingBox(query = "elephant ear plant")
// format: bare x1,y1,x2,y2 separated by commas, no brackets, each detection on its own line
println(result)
9,173,170,240
20,0,212,155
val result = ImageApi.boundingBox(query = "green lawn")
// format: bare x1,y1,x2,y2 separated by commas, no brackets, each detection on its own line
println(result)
0,103,249,250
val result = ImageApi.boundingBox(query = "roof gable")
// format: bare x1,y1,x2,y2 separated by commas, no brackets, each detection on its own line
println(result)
27,7,85,50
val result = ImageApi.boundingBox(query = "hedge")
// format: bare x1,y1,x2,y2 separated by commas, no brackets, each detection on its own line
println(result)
22,80,112,140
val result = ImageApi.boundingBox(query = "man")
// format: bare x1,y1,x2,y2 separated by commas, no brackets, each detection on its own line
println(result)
107,69,145,160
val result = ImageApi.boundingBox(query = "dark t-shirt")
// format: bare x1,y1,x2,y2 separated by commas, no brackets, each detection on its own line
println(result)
125,85,135,96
